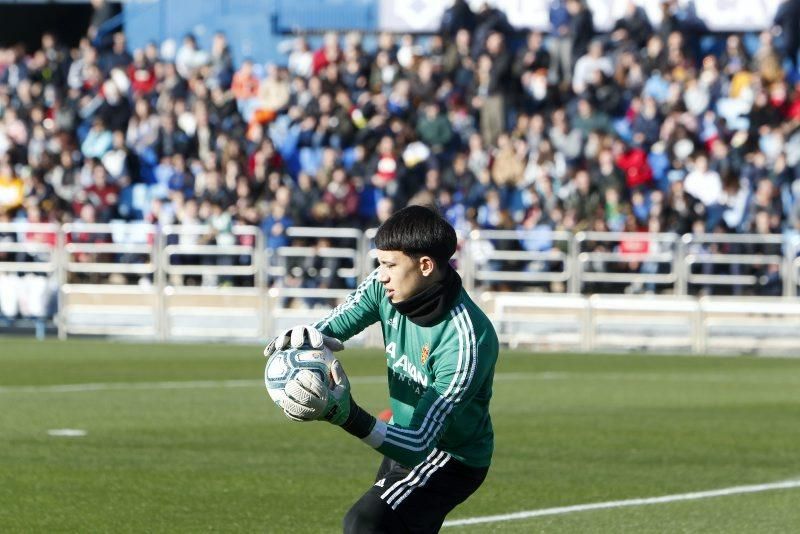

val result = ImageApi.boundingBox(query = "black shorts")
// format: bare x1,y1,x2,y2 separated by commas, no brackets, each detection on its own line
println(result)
343,449,489,534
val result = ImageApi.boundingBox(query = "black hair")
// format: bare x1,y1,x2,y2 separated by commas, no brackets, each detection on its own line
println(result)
374,205,457,269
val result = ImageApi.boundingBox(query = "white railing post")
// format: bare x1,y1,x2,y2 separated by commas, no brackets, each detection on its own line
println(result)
155,225,167,341
581,297,592,351
255,226,266,340
692,300,704,354
459,230,472,293
364,227,378,277
354,228,365,281
794,256,800,299
784,234,798,298
566,234,581,294
676,234,690,296
570,232,585,294
56,224,67,340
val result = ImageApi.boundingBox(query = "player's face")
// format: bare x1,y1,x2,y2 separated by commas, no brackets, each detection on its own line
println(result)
376,249,435,304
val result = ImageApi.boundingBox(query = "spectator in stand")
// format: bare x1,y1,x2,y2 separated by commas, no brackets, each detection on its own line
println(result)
610,1,652,50
572,40,613,95
549,0,572,87
614,137,654,191
81,117,113,159
174,33,208,80
773,0,800,70
209,32,234,89
514,31,552,112
128,48,157,97
249,64,290,136
440,0,476,39
98,78,132,132
154,113,193,160
288,36,314,78
323,166,359,224
84,163,118,222
0,162,24,213
565,168,601,223
566,0,594,73
232,58,259,100
102,32,133,72
683,153,722,228
312,31,341,76
261,202,291,274
416,102,453,155
571,97,612,136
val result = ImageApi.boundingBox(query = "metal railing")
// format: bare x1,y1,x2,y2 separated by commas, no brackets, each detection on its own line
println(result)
2,222,800,345
0,222,59,275
485,293,800,354
0,222,59,325
161,224,263,282
467,229,573,292
574,232,681,294
62,222,158,282
1,224,797,297
789,233,800,296
268,226,363,286
679,233,790,297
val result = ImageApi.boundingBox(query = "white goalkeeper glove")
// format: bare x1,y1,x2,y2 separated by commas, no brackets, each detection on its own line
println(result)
282,359,352,425
263,325,344,358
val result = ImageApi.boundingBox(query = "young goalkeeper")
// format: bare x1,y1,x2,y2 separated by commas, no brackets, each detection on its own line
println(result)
263,205,499,533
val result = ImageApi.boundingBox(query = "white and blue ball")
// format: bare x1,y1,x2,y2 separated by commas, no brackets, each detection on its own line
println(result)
264,347,334,408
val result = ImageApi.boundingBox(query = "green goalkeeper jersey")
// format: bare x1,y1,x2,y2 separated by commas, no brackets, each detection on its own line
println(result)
314,269,499,468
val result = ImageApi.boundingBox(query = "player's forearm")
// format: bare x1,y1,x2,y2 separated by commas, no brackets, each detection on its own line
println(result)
338,397,379,441
313,271,381,340
315,321,352,343
315,313,377,343
339,401,434,467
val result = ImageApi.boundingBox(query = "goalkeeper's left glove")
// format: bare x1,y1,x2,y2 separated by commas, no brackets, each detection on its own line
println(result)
283,360,382,445
283,359,351,425
263,325,344,358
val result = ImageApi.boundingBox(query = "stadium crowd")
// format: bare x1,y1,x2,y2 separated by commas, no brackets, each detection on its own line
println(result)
2,0,800,300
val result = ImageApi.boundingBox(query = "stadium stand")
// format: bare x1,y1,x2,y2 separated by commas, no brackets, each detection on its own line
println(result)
2,0,800,349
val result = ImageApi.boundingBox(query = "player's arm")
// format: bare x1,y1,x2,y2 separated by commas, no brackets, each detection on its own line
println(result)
313,268,382,342
264,269,382,357
366,386,464,467
368,336,491,466
285,333,492,467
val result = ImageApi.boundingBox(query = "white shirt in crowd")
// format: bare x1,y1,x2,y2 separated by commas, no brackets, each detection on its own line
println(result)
684,168,722,206
572,55,614,94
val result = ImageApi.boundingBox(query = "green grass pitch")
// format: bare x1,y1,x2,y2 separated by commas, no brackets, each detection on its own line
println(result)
1,338,799,533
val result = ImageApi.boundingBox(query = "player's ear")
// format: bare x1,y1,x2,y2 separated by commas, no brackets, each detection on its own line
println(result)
419,255,436,277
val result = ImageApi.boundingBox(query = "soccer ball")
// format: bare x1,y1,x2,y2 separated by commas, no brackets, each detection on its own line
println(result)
264,346,335,408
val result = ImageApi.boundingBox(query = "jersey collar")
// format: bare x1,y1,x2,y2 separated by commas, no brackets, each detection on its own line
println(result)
390,266,463,327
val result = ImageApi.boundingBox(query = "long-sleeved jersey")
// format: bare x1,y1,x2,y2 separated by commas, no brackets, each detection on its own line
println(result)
314,269,499,468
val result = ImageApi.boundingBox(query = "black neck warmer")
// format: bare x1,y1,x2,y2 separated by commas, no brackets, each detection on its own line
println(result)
391,266,463,326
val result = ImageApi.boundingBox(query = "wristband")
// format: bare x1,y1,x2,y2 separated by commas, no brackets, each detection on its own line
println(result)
340,397,377,439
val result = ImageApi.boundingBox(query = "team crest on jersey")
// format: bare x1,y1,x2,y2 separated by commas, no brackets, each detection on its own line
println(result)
420,344,430,365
